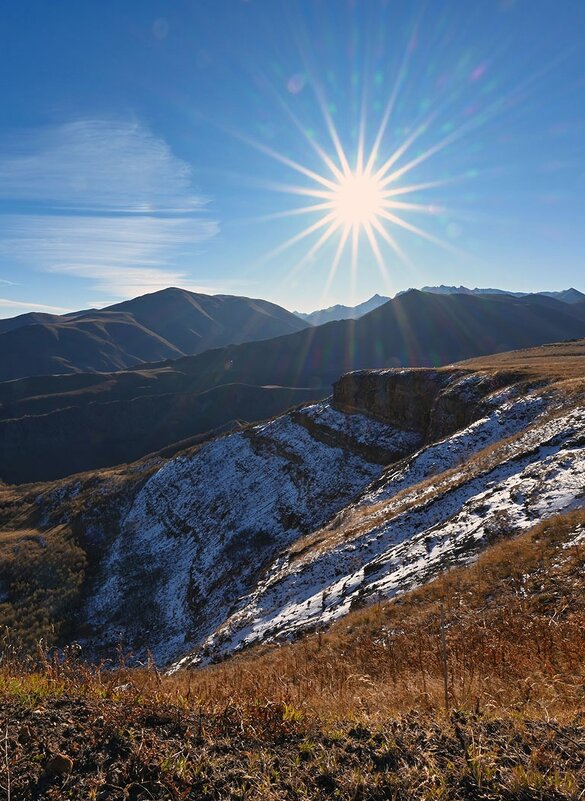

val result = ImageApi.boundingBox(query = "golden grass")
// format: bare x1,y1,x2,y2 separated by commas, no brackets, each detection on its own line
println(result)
454,339,585,382
163,508,585,723
1,513,584,799
2,508,583,726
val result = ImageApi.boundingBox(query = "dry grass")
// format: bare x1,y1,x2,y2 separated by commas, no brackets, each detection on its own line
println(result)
454,339,585,383
0,525,86,651
169,508,585,722
1,509,585,799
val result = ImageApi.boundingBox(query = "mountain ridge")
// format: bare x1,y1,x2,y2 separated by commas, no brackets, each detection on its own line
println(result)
0,287,309,382
2,289,585,483
295,285,585,325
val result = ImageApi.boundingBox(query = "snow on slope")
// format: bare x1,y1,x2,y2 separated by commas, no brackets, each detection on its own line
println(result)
361,391,545,505
81,364,583,670
85,403,416,664
174,398,585,667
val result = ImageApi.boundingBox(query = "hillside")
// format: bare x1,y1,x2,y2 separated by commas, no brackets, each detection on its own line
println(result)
1,353,585,797
0,339,583,670
0,287,309,382
2,509,584,801
2,290,585,483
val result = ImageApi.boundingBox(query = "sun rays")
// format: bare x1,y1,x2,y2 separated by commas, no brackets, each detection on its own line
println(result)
255,111,464,296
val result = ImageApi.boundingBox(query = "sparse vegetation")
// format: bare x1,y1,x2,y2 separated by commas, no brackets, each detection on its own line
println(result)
1,509,584,799
0,526,86,652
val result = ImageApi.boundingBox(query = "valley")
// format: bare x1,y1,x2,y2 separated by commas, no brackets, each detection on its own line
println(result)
3,288,585,483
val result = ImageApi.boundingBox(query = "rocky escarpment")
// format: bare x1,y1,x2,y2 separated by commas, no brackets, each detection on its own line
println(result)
332,368,529,442
178,379,585,667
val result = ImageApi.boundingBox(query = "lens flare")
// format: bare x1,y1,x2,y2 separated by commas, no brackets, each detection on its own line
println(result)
252,100,469,293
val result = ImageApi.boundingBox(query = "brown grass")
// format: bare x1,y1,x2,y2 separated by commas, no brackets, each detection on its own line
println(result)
167,507,585,722
1,509,585,799
0,525,86,651
454,339,585,383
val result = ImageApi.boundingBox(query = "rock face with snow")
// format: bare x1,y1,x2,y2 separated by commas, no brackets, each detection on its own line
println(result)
68,362,582,669
332,368,517,440
11,350,578,669
84,400,420,663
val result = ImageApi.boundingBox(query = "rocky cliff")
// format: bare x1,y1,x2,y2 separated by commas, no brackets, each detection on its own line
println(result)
332,367,526,440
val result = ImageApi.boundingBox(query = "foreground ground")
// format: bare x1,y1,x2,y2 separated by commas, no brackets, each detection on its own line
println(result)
2,695,584,800
2,507,584,799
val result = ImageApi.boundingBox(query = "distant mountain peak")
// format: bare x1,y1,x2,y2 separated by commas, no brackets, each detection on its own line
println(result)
294,293,390,325
411,285,585,304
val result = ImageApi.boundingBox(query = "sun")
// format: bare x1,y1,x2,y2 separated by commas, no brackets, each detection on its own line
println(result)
250,85,465,290
330,169,385,229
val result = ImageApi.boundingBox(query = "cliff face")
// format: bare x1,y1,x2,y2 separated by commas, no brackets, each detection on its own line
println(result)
332,368,522,441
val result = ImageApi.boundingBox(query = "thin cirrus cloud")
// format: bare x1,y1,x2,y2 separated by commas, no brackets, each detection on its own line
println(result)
0,297,71,315
0,119,220,300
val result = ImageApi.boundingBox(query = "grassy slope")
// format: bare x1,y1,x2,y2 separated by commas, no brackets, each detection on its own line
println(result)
1,508,584,800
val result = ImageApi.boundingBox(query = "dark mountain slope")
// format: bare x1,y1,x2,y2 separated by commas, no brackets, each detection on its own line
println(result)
0,382,318,483
2,290,585,482
0,312,185,381
105,288,310,354
0,288,308,381
0,311,69,334
167,289,585,389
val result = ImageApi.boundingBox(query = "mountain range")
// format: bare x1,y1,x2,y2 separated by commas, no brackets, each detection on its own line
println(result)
0,287,308,382
417,285,585,303
295,285,585,325
2,288,585,483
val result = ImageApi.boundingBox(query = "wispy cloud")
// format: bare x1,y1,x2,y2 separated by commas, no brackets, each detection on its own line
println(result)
0,119,219,299
0,214,220,298
0,297,71,314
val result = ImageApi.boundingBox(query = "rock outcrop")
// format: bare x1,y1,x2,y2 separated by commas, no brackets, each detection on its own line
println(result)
332,368,526,441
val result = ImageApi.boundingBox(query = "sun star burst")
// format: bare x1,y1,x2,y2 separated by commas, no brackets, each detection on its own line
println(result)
244,76,475,294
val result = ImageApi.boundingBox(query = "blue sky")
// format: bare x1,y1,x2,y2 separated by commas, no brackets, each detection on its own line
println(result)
0,0,583,316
